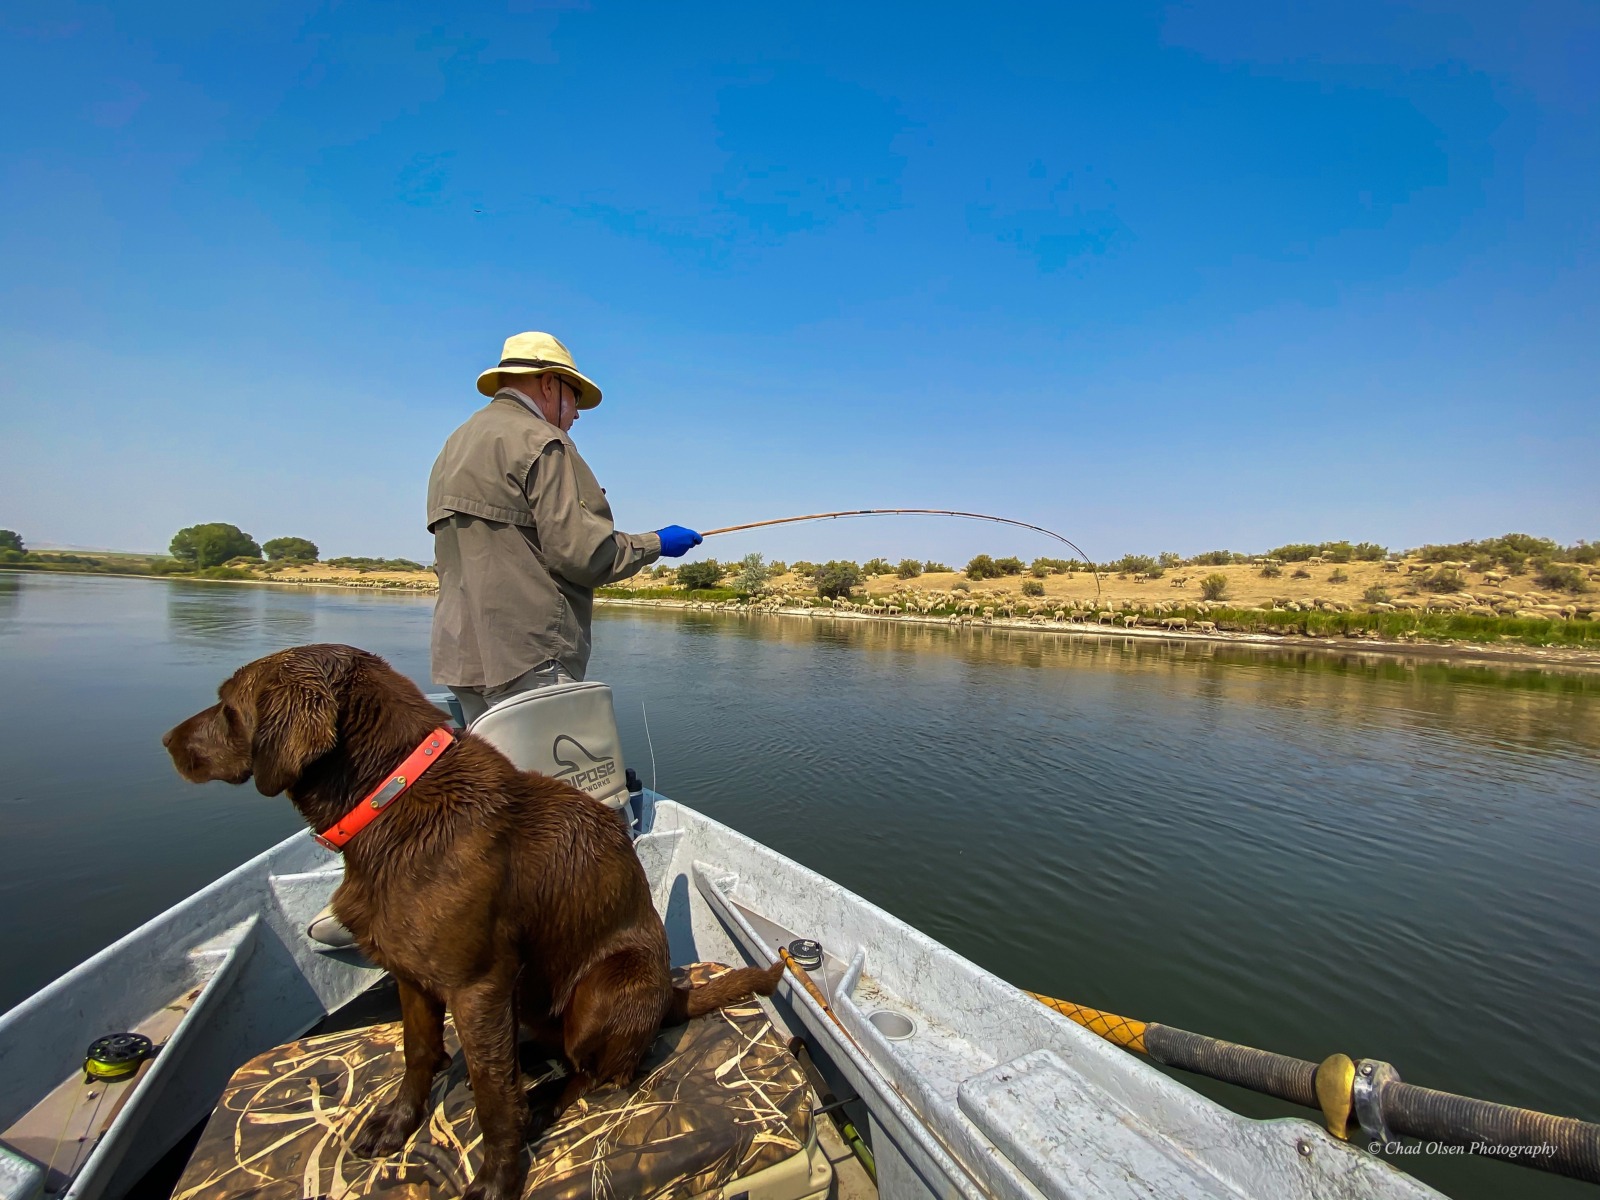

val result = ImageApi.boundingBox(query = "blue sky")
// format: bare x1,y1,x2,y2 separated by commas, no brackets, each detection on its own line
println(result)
2,1,1595,568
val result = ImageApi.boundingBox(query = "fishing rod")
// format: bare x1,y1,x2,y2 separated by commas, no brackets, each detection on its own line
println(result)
701,509,1102,598
1028,991,1600,1183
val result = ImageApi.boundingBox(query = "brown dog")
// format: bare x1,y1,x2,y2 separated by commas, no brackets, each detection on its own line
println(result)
163,644,782,1200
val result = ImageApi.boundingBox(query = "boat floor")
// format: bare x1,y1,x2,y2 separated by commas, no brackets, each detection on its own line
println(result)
137,967,874,1200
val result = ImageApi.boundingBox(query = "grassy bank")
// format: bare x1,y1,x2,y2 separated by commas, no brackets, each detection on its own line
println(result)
1183,606,1600,648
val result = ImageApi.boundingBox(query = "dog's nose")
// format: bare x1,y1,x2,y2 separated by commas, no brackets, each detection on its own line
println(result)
161,728,175,749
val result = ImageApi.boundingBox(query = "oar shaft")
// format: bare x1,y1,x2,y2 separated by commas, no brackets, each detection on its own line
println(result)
1029,991,1600,1182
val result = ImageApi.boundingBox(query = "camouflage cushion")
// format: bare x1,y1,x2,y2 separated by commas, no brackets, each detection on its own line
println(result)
174,963,811,1200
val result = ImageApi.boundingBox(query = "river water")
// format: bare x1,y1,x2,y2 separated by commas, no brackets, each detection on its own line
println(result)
2,571,1597,1199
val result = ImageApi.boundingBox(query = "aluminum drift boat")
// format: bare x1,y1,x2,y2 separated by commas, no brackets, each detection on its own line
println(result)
0,686,1446,1200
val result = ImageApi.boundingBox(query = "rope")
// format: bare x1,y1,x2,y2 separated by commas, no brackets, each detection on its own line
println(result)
700,509,1101,598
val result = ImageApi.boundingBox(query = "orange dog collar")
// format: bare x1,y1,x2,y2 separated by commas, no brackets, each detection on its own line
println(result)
314,727,455,852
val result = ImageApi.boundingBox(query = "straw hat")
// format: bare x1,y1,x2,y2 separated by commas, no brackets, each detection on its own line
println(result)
476,331,602,408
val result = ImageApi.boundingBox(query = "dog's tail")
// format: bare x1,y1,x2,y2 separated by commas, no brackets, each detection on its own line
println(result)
667,959,785,1024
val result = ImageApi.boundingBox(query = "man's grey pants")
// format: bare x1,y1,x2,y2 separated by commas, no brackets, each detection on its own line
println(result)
448,660,577,726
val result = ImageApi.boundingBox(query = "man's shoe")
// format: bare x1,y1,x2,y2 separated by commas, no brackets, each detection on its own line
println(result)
306,904,356,949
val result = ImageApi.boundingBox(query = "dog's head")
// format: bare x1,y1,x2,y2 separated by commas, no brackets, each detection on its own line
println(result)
163,644,366,796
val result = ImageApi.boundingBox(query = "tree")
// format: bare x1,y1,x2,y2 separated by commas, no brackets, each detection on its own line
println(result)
1201,573,1229,600
923,560,951,573
862,557,893,576
263,536,319,562
965,554,999,580
170,523,262,569
812,560,863,599
896,558,923,579
676,559,724,590
1021,579,1045,597
733,553,772,593
994,556,1024,576
0,529,22,553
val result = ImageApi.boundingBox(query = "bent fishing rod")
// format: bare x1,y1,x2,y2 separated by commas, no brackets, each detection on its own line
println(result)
700,508,1102,598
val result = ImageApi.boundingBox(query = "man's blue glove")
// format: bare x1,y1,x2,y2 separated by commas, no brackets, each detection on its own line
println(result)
656,526,704,558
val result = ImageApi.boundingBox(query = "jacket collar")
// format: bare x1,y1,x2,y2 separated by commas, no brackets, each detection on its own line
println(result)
496,386,547,423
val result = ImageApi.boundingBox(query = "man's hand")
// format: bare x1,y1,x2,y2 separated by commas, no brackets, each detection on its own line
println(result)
655,526,704,558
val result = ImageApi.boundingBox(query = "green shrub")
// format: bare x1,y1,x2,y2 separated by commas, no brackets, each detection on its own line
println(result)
1363,585,1391,605
1292,566,1311,579
1352,542,1388,561
1260,563,1283,578
812,560,863,599
1029,563,1049,578
994,556,1024,576
676,560,725,590
0,547,24,563
1569,541,1599,565
1190,550,1235,566
1158,551,1182,567
896,558,924,579
1534,560,1590,593
965,554,1000,580
923,560,952,573
1422,568,1466,594
862,557,893,576
1329,568,1349,583
790,561,817,577
1201,573,1229,600
323,556,424,572
1021,579,1045,597
1117,554,1156,576
1268,543,1319,562
769,560,786,574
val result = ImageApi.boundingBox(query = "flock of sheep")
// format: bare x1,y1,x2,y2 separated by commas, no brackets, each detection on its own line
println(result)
651,557,1600,637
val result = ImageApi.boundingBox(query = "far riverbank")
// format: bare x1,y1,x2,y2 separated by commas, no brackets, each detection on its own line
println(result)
12,566,1597,674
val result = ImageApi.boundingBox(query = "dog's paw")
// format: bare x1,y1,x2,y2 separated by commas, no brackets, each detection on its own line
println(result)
350,1100,422,1158
462,1161,526,1200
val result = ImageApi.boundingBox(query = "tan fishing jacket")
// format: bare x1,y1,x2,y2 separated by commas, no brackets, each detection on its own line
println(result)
427,392,660,686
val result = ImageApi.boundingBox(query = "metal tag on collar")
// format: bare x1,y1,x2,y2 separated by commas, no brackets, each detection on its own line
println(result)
370,774,408,810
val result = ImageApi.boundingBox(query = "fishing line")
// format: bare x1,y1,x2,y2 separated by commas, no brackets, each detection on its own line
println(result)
701,509,1101,598
641,703,658,795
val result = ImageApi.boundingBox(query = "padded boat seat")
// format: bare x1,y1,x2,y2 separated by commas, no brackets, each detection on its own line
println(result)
173,963,829,1200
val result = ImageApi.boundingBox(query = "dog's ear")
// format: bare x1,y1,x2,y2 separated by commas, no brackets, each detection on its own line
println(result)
249,664,339,797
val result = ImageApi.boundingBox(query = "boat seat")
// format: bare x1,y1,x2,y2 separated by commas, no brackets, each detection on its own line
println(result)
468,681,631,813
170,962,830,1200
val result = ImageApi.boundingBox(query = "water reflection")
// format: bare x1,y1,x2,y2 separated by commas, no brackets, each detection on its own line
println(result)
0,574,20,627
165,583,317,653
631,608,1600,757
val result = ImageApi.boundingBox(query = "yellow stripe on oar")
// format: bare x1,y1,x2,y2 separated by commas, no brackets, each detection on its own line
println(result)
1026,992,1148,1053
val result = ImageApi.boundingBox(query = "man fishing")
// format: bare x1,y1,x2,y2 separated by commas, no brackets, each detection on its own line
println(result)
427,331,702,722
